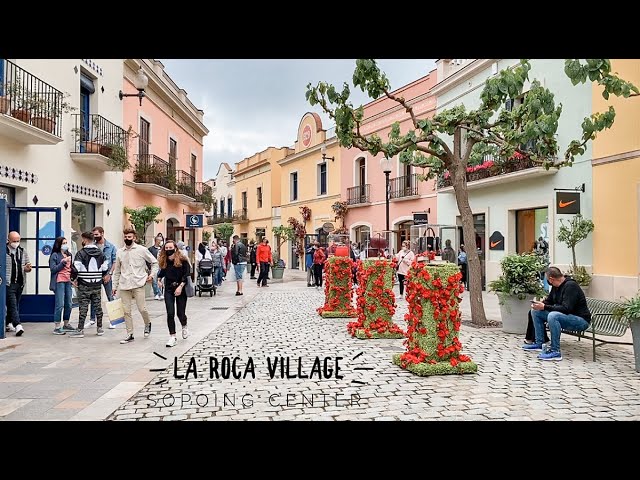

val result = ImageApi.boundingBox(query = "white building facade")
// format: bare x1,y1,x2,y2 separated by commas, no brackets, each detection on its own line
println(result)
0,58,125,321
434,59,594,287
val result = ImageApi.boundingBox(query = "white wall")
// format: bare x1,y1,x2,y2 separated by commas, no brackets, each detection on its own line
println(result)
435,59,593,282
0,59,124,294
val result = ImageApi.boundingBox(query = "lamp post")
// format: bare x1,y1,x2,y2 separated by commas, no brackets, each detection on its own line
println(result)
380,156,393,232
119,68,149,106
320,145,335,162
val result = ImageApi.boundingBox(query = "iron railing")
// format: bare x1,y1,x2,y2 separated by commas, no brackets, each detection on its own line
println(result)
437,155,540,189
347,184,370,205
389,174,418,199
207,213,231,225
194,182,213,206
233,208,249,223
175,170,196,198
133,154,174,190
0,59,66,138
71,113,127,154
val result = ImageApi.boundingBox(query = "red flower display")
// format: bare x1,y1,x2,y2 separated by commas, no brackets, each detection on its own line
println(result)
317,257,357,318
347,259,404,339
392,261,478,376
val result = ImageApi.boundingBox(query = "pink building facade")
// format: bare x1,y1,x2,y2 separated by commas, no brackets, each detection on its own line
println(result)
342,70,438,254
122,59,209,261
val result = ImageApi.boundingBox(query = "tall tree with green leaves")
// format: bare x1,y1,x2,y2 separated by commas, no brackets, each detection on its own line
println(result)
307,59,637,325
214,223,234,243
124,206,162,244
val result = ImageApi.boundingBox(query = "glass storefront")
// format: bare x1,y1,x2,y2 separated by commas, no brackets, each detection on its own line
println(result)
71,200,95,255
516,207,549,254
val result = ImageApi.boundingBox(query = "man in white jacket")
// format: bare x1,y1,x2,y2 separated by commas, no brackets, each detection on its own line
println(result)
112,228,159,344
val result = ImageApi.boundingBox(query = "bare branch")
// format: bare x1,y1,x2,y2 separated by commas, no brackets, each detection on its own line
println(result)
382,88,419,129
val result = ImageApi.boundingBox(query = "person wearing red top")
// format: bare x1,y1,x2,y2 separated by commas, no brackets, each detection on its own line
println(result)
49,236,75,335
312,241,326,288
256,238,273,287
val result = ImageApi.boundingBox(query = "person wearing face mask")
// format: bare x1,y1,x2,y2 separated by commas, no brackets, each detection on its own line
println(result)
5,231,32,336
49,236,75,335
148,234,165,301
112,228,159,344
157,240,191,347
68,232,109,338
89,226,118,329
395,241,415,299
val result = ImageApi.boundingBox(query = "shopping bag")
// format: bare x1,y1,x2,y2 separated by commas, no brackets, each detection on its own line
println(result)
105,298,125,325
185,277,195,297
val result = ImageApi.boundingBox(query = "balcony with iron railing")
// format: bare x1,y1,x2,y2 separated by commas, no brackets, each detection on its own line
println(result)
70,113,129,171
190,182,213,210
169,170,196,201
0,59,66,144
233,208,249,224
437,153,557,193
132,154,174,194
389,174,419,200
347,184,370,206
207,213,231,225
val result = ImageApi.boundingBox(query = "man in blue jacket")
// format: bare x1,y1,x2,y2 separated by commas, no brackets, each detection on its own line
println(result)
89,226,118,328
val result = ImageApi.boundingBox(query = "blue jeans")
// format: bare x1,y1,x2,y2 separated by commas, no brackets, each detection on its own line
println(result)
152,273,162,296
214,266,223,286
90,279,113,321
54,281,73,322
531,309,589,352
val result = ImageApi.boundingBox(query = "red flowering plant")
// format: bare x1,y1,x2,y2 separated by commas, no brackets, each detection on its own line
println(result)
347,259,404,339
317,257,357,318
287,217,307,257
392,262,477,376
300,206,312,223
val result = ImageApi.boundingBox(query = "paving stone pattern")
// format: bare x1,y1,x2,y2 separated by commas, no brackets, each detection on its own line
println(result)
111,289,640,421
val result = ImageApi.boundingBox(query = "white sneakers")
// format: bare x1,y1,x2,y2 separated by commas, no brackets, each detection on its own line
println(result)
108,322,116,329
166,336,177,347
15,324,24,336
154,294,164,301
182,326,189,339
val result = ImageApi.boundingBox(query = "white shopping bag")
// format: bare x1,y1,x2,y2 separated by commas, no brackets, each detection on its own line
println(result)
105,298,125,325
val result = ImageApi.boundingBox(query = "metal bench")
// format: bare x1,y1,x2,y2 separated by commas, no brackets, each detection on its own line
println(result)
561,297,631,361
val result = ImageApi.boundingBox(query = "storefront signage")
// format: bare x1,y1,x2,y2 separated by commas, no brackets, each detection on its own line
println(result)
413,213,428,225
186,214,204,228
489,231,505,250
556,192,580,215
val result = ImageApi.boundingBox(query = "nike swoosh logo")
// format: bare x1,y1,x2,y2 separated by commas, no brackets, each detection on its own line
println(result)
490,240,502,248
558,200,576,208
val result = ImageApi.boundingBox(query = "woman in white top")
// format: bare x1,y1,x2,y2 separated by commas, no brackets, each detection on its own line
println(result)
395,240,415,298
195,242,212,269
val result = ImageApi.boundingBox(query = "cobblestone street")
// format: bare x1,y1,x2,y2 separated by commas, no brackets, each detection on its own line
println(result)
111,274,640,421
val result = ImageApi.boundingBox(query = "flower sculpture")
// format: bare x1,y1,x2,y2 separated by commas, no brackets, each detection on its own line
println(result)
317,257,357,318
347,259,404,339
392,262,477,375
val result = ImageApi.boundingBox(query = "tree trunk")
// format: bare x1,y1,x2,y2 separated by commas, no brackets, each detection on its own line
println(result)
451,160,488,326
571,246,577,272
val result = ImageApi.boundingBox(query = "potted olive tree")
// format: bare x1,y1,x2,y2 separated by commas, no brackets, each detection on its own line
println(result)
488,252,546,334
613,293,640,373
30,91,75,133
271,225,296,281
557,214,595,295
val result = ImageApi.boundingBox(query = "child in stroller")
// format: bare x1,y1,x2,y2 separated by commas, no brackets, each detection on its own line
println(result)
195,242,216,296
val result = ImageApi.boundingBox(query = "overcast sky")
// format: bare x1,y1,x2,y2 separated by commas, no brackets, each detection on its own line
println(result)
160,59,436,180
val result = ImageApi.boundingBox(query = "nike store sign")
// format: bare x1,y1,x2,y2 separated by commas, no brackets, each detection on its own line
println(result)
556,192,580,215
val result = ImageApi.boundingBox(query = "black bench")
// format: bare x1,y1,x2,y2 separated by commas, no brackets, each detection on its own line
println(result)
561,297,631,361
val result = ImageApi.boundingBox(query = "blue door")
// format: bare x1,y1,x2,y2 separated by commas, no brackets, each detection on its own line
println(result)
0,199,6,338
9,206,62,322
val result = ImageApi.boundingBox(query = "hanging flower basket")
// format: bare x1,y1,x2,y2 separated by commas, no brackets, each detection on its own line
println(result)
392,262,477,375
317,257,357,318
347,259,404,339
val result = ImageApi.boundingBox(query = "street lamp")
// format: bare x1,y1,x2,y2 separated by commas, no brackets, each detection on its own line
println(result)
320,145,334,162
119,68,149,106
380,156,393,232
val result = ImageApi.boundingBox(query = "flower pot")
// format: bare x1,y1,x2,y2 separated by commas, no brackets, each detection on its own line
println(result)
31,116,56,133
0,96,9,115
11,109,31,123
498,294,534,334
82,141,101,154
99,145,113,158
271,266,284,280
630,318,640,373
580,285,590,297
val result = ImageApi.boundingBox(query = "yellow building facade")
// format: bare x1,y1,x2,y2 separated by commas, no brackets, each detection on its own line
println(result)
591,59,640,300
233,146,292,246
277,113,341,270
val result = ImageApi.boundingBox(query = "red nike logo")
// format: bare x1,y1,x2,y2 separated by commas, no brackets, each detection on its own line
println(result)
490,240,502,248
559,200,576,208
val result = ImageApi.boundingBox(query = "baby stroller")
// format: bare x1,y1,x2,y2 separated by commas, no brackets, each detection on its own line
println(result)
196,259,216,297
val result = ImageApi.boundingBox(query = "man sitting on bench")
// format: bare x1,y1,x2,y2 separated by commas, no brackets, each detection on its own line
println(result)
523,266,591,361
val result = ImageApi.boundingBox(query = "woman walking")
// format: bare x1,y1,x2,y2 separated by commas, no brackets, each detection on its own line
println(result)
256,238,273,287
157,240,191,347
395,240,415,299
210,242,225,287
49,236,75,335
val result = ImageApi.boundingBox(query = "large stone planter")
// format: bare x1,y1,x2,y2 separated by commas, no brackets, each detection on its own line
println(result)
498,294,535,334
580,285,590,297
630,318,640,373
271,266,284,281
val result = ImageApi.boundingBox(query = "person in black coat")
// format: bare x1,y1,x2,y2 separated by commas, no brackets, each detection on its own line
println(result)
249,240,257,279
158,240,191,348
